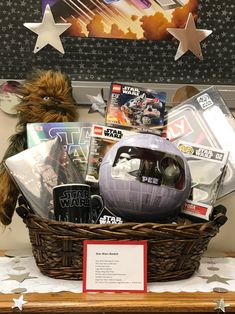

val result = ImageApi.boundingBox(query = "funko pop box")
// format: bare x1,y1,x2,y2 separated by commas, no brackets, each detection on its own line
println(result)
163,86,235,199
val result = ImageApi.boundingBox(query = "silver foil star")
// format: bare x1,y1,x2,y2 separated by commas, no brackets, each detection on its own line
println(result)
24,4,71,54
167,13,212,61
12,295,27,311
87,90,106,117
214,299,230,313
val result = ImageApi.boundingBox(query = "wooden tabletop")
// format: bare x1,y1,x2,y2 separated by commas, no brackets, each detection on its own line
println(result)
1,251,235,313
0,291,235,313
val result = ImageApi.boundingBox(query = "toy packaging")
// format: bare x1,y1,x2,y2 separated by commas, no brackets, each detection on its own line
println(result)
177,141,229,221
106,82,166,134
163,86,235,198
86,124,135,185
27,122,92,179
4,137,84,220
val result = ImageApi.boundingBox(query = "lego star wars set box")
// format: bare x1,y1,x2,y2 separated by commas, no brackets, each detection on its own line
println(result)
163,86,235,199
106,82,166,134
177,141,229,221
86,124,135,186
27,122,92,179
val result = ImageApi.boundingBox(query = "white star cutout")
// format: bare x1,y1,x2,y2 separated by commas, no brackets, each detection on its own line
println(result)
23,4,71,54
12,295,27,311
167,13,212,61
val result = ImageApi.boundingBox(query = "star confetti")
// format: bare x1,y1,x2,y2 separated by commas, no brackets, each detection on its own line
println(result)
167,13,212,61
5,272,37,283
200,274,232,285
24,4,71,54
87,90,106,117
12,295,27,311
214,299,230,313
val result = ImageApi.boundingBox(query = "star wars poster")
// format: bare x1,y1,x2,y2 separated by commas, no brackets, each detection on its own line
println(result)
42,0,199,40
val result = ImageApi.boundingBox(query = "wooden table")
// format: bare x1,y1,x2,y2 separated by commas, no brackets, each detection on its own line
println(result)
1,291,235,313
1,252,235,313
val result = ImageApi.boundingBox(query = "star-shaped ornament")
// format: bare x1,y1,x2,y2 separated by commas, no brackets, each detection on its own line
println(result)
214,299,230,313
87,90,106,117
12,295,27,311
5,272,37,283
167,13,212,61
24,4,71,54
200,274,232,284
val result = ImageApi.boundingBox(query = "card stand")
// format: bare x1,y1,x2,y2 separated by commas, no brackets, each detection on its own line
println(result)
16,205,227,282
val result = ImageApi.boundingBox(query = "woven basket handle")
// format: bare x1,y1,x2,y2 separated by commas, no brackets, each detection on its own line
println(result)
16,195,33,219
211,205,228,226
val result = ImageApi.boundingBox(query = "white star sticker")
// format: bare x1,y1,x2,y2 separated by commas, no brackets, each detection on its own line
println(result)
23,4,71,54
167,13,212,61
12,295,27,311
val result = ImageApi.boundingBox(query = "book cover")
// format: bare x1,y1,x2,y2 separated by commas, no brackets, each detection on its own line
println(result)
4,137,84,219
106,83,166,134
27,122,92,179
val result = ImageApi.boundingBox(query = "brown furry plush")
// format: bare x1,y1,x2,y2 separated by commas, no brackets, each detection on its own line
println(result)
0,69,78,225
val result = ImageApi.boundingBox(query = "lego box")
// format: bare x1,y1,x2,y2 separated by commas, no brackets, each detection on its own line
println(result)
106,82,166,134
86,124,135,185
177,141,229,221
27,122,92,179
163,86,235,198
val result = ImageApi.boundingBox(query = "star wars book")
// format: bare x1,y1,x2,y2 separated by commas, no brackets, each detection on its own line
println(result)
27,122,92,179
106,83,166,135
177,141,229,221
163,86,235,198
4,137,84,219
86,124,135,185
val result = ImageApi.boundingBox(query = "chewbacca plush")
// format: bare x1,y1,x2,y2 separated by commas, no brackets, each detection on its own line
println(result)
0,69,78,225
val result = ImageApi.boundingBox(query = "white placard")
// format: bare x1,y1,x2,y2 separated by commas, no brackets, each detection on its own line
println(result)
83,240,147,292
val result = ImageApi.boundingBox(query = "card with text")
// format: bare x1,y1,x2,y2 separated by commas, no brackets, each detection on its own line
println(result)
83,240,147,293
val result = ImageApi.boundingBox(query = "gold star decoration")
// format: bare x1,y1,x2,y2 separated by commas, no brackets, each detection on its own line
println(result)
24,4,71,54
167,13,212,61
214,299,230,313
12,295,27,311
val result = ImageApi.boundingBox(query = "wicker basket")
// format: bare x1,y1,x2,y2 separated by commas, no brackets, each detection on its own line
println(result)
16,206,226,282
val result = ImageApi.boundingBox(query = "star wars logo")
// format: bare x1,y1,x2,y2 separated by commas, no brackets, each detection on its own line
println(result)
59,190,90,208
122,86,140,96
104,128,123,139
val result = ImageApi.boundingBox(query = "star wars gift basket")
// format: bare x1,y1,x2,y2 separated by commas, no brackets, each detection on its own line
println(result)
15,134,227,282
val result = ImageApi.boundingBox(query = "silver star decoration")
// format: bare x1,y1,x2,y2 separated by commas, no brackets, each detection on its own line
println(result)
12,295,27,311
214,299,230,313
200,274,232,284
87,90,106,117
167,13,212,61
23,4,71,54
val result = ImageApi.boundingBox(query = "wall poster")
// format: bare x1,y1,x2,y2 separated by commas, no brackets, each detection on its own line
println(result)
42,0,199,40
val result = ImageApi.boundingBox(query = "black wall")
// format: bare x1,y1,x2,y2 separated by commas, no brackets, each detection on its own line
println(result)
0,0,234,84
